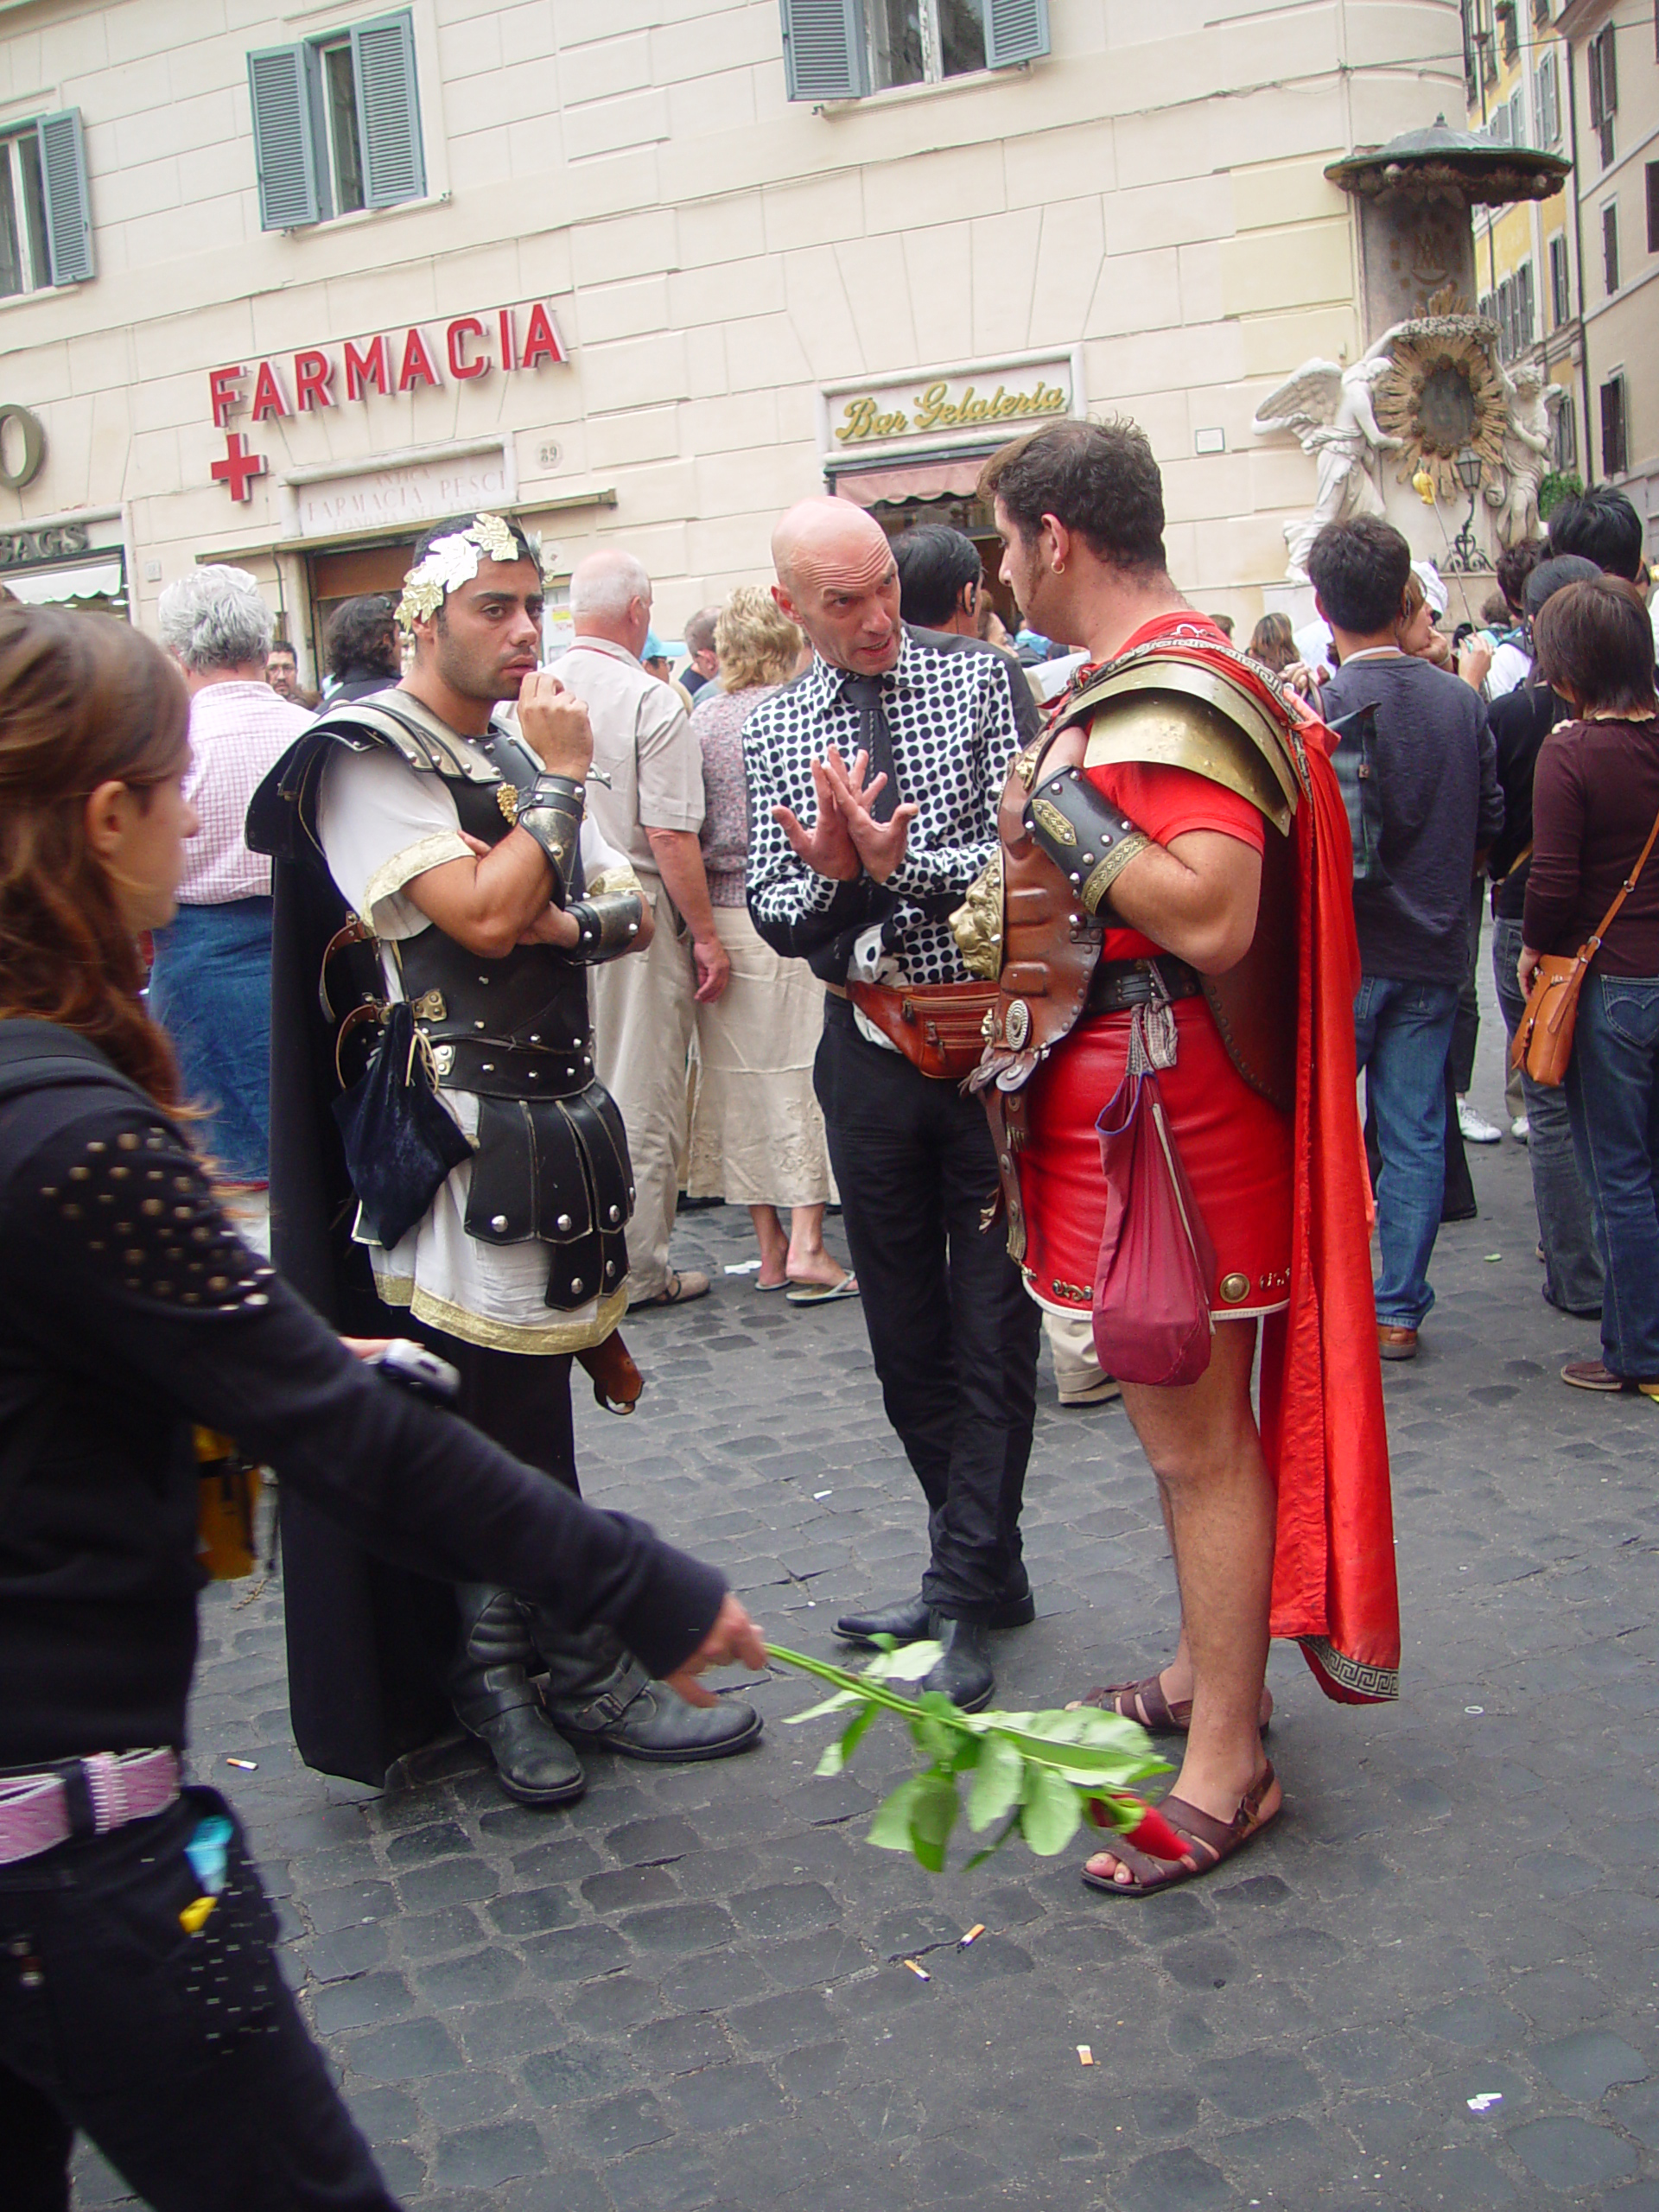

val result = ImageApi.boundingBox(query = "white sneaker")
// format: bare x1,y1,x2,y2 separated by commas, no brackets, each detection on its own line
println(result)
1458,1098,1503,1144
1510,1115,1529,1143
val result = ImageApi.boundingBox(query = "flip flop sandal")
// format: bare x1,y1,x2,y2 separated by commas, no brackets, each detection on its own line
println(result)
1081,1764,1280,1898
785,1274,860,1306
1069,1675,1272,1736
756,1278,791,1293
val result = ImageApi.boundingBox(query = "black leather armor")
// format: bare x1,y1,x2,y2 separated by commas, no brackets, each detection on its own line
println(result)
248,691,640,1313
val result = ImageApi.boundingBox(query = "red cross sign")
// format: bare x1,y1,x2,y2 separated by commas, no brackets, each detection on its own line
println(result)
211,431,266,503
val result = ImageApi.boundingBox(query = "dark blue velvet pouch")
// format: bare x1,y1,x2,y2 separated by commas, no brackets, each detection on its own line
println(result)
332,1001,472,1249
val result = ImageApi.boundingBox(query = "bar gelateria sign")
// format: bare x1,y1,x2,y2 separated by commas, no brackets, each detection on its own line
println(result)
829,359,1074,450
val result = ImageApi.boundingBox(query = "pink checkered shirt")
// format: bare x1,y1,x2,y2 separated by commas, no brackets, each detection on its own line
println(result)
179,681,314,904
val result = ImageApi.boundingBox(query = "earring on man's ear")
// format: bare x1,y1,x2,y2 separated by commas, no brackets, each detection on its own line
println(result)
1053,560,1066,577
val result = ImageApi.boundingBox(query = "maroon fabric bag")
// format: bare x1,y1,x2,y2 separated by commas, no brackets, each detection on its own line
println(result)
1091,1058,1217,1389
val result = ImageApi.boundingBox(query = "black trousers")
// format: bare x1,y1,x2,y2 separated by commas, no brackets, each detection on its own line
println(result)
409,1327,577,1492
0,1789,396,2212
815,998,1040,1617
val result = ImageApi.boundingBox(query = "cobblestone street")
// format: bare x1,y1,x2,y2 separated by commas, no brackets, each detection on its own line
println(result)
79,993,1659,2210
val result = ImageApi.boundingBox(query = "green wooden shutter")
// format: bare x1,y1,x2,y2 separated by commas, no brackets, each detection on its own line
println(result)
36,109,94,284
249,45,321,229
779,0,869,101
986,0,1051,67
352,12,425,208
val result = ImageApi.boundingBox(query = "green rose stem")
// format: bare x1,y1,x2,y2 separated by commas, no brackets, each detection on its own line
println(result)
762,1641,1186,1873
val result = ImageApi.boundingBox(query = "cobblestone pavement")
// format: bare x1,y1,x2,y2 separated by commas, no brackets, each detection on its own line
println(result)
79,989,1659,2212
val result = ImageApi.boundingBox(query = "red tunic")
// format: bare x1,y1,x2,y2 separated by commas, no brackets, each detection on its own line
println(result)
1014,613,1400,1707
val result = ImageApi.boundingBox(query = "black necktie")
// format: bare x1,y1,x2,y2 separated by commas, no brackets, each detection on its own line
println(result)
842,674,898,823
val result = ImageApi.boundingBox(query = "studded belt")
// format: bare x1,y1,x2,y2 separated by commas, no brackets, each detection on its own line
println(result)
427,1034,598,1100
1084,955,1203,1017
0,1747,181,1866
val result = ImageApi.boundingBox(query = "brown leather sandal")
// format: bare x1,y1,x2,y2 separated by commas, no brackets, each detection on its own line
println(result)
1069,1675,1272,1735
1080,1764,1281,1897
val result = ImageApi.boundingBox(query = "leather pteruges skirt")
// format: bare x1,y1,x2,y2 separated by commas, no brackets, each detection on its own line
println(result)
1016,995,1294,1322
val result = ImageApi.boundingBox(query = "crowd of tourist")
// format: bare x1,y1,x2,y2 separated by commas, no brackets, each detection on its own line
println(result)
4,413,1659,2205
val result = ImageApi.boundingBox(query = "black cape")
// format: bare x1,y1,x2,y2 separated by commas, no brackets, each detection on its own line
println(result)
251,719,462,1785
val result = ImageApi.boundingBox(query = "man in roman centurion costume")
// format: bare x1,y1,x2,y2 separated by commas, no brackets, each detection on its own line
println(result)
248,512,760,1804
966,422,1398,1896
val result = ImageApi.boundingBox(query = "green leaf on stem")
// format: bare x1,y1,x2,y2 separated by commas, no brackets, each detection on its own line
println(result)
1019,1760,1084,1857
909,1771,959,1873
815,1699,880,1777
966,1732,1025,1832
868,1777,925,1854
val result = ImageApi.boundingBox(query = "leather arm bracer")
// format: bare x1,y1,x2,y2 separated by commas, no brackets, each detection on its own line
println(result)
565,891,646,964
514,775,584,905
1025,766,1152,918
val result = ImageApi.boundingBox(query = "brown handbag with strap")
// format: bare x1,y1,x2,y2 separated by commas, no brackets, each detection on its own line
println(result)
845,978,999,1081
1511,805,1659,1087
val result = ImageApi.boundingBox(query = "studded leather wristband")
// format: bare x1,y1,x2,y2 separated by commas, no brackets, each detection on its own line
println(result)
1025,766,1152,918
565,890,645,963
513,775,584,905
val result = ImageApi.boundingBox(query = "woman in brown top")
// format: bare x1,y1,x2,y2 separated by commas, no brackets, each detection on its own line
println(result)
1521,575,1659,1393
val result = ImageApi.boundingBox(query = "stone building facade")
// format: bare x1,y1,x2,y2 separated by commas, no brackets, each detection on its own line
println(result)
0,0,1462,672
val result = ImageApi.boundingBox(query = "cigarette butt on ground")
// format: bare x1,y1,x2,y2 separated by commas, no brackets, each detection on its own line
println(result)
900,1958,931,1980
225,1758,257,1770
959,1924,985,1948
1077,2044,1095,2066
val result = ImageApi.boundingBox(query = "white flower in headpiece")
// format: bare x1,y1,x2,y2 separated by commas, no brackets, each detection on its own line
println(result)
396,513,537,632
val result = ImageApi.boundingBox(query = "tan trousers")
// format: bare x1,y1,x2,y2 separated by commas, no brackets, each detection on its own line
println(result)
589,877,697,1303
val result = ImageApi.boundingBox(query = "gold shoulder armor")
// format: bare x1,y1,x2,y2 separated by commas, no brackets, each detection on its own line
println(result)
1068,658,1302,836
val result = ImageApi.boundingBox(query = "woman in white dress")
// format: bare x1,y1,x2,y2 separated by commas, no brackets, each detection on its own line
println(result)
687,588,855,1305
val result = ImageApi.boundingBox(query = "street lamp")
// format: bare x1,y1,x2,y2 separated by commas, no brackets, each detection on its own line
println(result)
1445,446,1489,574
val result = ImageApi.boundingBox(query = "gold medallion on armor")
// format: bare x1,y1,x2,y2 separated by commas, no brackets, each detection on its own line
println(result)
1030,796,1077,845
496,785,521,824
1219,1271,1251,1303
1005,999,1032,1050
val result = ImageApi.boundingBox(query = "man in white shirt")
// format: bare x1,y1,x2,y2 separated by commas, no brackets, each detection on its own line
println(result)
550,549,729,1307
252,513,761,1803
149,566,311,1191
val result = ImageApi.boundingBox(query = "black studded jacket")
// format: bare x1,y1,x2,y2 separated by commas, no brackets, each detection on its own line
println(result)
0,1042,726,1770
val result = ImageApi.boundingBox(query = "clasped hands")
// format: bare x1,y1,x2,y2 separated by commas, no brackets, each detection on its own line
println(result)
772,744,918,886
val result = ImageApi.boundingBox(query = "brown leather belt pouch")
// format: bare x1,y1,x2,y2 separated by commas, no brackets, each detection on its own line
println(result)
847,979,998,1081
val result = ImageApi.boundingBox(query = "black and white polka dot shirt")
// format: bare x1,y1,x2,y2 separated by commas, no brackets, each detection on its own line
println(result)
743,627,1033,985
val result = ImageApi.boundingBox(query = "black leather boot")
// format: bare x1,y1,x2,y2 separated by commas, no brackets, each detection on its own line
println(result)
835,1583,1035,1648
448,1584,585,1806
919,1613,995,1711
531,1619,763,1762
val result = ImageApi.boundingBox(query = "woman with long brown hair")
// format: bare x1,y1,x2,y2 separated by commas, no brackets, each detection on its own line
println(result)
0,605,762,2209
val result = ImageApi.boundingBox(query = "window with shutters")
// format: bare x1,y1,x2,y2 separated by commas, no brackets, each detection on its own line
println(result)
1509,87,1527,148
1604,200,1621,295
1588,23,1617,168
1647,162,1659,255
779,0,1050,101
1549,231,1571,325
1534,49,1560,147
1601,373,1628,477
248,10,424,232
0,111,93,294
1554,389,1576,468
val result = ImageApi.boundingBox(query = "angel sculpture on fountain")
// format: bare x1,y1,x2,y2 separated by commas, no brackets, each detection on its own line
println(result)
1253,356,1402,582
1485,361,1564,550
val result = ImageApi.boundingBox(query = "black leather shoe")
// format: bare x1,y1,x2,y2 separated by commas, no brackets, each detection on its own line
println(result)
536,1624,763,1763
461,1700,587,1806
834,1587,1036,1648
919,1614,995,1712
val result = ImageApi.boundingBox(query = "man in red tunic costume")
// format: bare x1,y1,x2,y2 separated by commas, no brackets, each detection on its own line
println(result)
968,420,1398,1896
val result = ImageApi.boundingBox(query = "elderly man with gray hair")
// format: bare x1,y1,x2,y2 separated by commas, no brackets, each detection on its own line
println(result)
149,564,312,1189
549,549,728,1306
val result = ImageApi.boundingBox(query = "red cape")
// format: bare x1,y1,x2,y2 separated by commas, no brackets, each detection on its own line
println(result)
1094,617,1400,1704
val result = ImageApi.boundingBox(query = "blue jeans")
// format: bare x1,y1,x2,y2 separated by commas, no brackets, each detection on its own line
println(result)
1354,975,1461,1328
147,897,273,1185
1491,915,1603,1315
1564,973,1659,1378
